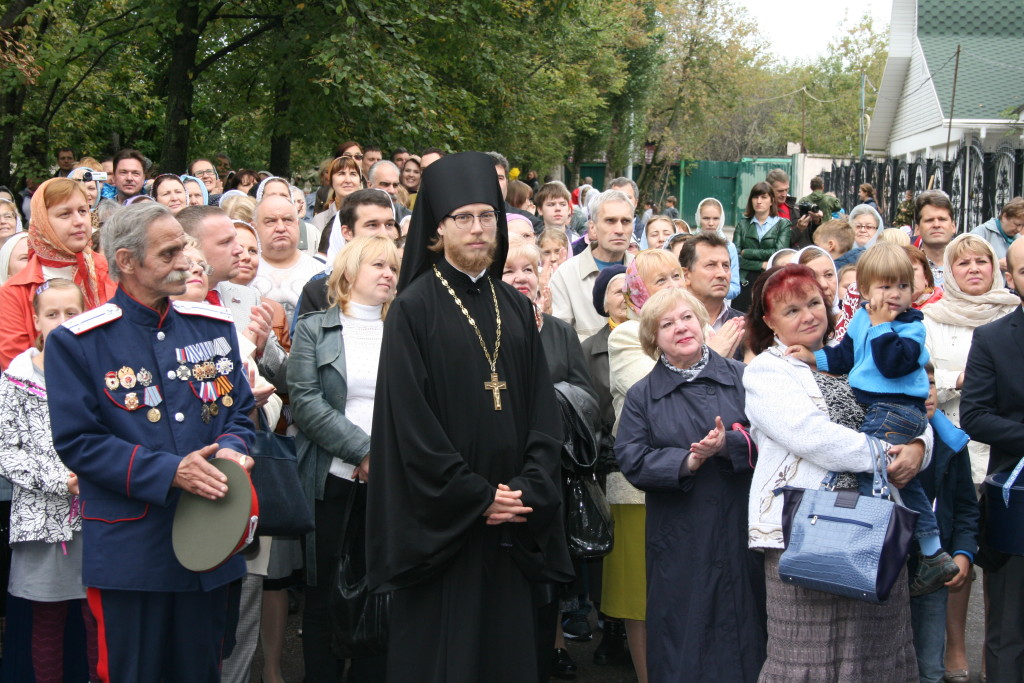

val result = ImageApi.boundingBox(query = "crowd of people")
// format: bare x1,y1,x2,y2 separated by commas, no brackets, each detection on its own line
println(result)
0,145,1020,683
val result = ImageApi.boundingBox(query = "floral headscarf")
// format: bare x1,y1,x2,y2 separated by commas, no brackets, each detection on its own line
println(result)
28,178,103,309
624,258,651,312
921,233,1019,328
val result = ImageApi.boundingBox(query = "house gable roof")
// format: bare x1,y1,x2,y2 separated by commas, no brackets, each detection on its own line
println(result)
919,0,1024,120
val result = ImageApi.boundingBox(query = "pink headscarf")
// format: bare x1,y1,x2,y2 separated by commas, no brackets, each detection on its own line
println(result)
624,259,651,312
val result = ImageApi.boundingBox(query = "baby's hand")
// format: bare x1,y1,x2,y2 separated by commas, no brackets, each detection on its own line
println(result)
785,344,816,367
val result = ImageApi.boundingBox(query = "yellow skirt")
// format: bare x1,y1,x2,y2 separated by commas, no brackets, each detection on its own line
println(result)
600,504,646,620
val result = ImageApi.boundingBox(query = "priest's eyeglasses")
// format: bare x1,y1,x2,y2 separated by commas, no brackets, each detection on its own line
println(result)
446,211,498,230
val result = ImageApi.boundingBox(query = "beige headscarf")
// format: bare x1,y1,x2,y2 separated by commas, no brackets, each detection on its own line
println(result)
921,234,1019,327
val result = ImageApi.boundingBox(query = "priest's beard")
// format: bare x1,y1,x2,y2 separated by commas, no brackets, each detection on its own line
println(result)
444,238,498,275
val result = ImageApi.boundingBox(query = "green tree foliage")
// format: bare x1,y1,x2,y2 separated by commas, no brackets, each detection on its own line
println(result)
0,0,887,191
0,0,644,184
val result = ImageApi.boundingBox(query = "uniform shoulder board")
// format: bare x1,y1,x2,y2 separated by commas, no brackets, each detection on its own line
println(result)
62,303,123,335
172,300,235,323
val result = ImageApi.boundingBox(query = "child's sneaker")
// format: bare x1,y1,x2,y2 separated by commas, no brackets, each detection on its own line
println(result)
909,550,960,596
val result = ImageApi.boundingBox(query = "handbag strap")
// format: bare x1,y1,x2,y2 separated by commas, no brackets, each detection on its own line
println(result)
866,436,889,498
818,436,890,497
730,422,754,469
336,481,361,554
1002,457,1024,508
255,406,270,434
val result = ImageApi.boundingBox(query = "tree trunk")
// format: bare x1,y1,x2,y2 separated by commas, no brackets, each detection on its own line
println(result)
0,88,27,188
268,79,291,178
159,0,201,172
0,0,44,188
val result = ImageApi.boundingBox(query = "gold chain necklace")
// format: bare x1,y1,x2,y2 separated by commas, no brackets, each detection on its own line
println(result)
433,264,508,410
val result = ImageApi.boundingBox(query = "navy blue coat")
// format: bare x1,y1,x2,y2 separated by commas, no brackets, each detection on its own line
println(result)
46,288,255,592
909,417,978,576
615,350,765,683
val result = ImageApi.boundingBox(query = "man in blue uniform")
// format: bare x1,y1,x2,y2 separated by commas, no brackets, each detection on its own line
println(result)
46,202,256,682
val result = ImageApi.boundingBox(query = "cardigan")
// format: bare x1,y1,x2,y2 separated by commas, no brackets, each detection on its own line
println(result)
743,346,932,549
0,348,80,543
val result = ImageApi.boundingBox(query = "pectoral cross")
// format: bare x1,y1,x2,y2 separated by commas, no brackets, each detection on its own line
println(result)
484,372,508,410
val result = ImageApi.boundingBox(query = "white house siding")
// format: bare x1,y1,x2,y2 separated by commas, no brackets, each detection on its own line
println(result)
890,38,946,145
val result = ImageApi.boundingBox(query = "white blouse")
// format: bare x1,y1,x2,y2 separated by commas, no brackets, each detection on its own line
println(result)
328,301,383,479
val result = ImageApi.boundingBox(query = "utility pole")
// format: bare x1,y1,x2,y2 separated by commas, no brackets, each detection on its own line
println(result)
859,72,866,158
801,88,806,153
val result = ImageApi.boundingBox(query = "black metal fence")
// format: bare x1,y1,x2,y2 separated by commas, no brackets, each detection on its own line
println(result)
823,143,1024,231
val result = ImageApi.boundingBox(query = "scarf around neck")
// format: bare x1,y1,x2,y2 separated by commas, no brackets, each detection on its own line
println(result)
28,179,102,309
922,235,1019,328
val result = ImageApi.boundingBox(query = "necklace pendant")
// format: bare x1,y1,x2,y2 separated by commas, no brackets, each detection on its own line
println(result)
483,372,508,410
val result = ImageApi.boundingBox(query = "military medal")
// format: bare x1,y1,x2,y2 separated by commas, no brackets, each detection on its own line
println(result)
212,337,231,356
104,371,119,391
215,357,233,376
137,368,153,387
214,375,235,407
124,392,140,411
197,381,218,423
176,365,191,381
142,386,163,423
118,366,136,389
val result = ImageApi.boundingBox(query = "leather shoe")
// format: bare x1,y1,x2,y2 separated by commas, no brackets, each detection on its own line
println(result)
593,619,628,665
551,648,578,680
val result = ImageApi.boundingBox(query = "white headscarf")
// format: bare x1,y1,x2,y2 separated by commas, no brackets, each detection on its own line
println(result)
255,176,292,203
0,197,23,233
694,197,726,237
796,245,840,314
922,233,1019,327
218,189,247,206
0,232,28,284
767,248,796,268
848,204,883,249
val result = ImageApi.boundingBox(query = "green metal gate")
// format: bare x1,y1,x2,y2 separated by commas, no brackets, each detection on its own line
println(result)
679,157,794,228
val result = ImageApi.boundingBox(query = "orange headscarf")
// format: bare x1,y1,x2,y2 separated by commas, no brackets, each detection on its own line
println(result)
28,178,103,309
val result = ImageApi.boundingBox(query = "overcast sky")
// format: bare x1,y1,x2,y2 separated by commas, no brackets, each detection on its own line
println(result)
733,0,894,63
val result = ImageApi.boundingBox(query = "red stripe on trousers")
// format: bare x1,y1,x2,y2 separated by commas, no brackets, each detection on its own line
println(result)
86,588,110,683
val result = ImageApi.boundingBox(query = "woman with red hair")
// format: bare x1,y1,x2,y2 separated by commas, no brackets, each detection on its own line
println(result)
743,264,928,681
0,178,116,369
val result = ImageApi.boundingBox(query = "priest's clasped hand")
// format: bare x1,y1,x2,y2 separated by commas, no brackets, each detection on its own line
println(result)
483,483,533,525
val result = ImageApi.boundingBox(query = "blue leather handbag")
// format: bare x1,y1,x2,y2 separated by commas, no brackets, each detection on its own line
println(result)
777,437,919,604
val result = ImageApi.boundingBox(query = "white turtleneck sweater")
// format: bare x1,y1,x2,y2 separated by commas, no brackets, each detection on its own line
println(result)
328,300,384,479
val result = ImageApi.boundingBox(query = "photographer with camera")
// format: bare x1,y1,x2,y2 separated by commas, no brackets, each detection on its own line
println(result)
767,169,819,248
795,176,842,248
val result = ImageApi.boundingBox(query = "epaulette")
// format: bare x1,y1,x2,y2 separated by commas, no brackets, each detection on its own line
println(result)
62,303,122,335
172,300,235,323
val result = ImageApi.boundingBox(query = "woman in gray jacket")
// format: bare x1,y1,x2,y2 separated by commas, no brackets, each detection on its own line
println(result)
289,235,398,683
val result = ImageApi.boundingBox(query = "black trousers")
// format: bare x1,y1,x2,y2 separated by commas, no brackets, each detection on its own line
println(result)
985,554,1024,682
303,475,385,683
87,585,229,683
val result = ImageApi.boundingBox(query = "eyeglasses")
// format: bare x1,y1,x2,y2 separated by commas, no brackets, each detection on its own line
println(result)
193,168,217,177
852,224,878,231
186,259,212,275
340,153,364,161
446,211,498,230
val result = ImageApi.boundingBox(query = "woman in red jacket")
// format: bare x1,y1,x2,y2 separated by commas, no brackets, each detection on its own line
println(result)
0,178,115,369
